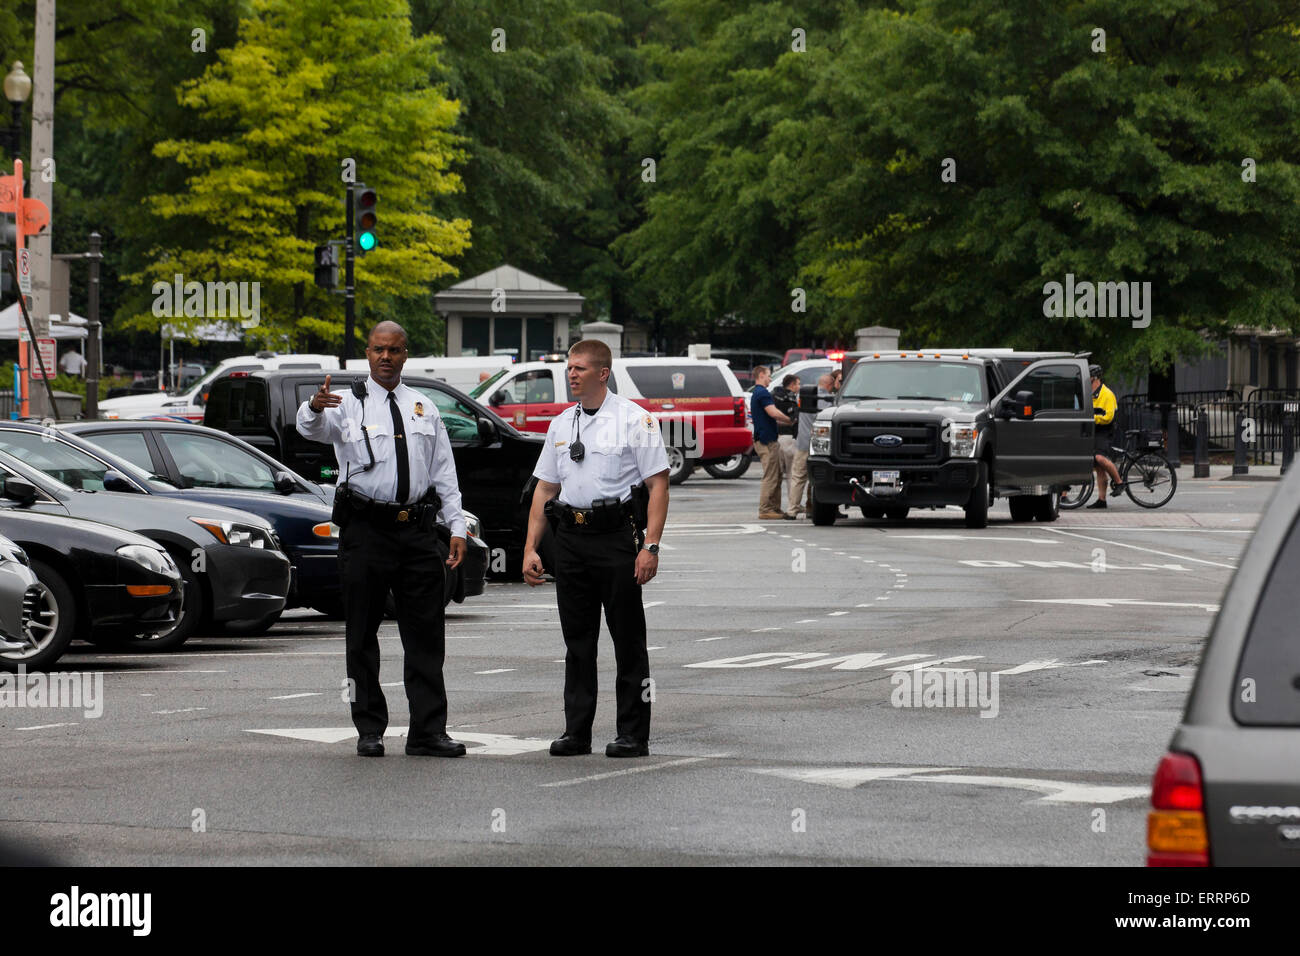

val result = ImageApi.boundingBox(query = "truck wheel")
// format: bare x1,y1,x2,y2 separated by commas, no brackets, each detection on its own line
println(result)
811,490,838,526
704,453,752,479
964,461,990,529
1008,497,1036,522
885,507,909,521
859,506,884,520
1034,492,1060,522
666,446,694,485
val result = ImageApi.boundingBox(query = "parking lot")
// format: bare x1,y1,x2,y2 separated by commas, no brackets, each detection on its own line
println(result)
0,469,1272,865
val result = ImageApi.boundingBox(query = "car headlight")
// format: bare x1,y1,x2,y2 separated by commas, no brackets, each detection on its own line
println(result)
948,424,978,457
312,522,340,541
811,421,832,456
116,544,174,574
189,517,273,548
464,510,482,539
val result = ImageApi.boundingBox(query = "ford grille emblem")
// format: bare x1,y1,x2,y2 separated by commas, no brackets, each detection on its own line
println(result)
874,434,904,447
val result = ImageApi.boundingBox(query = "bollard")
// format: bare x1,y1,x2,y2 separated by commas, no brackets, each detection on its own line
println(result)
1165,405,1180,468
1194,406,1210,478
1284,403,1297,475
1234,408,1249,475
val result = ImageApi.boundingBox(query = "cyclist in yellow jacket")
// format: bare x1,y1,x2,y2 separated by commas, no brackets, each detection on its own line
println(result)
1088,364,1124,508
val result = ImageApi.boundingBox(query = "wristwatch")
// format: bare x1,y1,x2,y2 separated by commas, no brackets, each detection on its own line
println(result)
642,542,660,555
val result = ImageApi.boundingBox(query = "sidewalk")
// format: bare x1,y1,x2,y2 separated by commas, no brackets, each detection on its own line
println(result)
1189,463,1285,481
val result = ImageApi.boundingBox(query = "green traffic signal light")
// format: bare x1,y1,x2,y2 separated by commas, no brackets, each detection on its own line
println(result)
354,185,378,254
358,230,376,251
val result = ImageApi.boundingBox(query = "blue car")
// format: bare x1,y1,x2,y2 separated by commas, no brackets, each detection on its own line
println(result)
0,422,488,626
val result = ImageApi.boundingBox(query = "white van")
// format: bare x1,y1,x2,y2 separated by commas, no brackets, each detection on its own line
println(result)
98,353,341,422
343,354,513,393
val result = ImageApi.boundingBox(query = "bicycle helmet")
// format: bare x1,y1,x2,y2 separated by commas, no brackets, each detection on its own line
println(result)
1088,364,1102,379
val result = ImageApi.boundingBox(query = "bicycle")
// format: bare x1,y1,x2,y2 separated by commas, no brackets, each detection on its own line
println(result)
1059,430,1178,509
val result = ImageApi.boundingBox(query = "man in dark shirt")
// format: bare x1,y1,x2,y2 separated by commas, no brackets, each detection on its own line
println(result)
751,366,794,519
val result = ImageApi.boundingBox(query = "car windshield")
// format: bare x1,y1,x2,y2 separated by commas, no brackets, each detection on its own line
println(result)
841,361,985,404
469,367,510,399
0,431,177,492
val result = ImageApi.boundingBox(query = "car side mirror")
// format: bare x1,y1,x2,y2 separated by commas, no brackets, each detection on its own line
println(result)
798,385,820,415
489,390,507,407
1,477,37,504
1000,390,1035,419
477,417,498,442
102,470,137,493
274,471,296,495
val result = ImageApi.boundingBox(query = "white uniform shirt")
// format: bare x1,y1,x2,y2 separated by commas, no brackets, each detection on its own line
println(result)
532,390,670,508
295,375,466,537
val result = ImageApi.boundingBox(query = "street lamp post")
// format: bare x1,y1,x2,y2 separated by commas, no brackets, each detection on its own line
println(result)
2,61,32,160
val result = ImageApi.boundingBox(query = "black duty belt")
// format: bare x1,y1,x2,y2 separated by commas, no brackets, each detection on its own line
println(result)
546,498,635,533
336,486,441,524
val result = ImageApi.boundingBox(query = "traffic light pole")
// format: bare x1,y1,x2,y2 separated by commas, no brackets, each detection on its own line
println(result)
342,183,355,364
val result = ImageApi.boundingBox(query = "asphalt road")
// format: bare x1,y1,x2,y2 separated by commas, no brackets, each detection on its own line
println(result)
0,468,1276,865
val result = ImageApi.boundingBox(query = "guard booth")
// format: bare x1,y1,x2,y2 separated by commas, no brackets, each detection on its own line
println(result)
434,265,585,361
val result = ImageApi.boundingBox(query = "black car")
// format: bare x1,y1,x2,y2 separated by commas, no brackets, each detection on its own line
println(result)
0,449,290,650
0,511,183,670
203,369,545,577
1147,464,1300,866
56,420,489,615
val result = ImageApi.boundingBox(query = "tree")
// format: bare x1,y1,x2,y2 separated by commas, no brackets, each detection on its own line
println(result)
124,0,470,352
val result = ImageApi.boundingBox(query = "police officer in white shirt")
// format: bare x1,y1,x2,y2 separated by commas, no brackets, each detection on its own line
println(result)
296,321,468,759
523,339,670,758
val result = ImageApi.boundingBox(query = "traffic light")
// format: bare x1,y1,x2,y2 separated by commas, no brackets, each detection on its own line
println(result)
314,243,338,289
353,184,377,253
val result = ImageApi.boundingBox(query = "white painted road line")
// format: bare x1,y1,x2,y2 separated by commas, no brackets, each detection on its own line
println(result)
540,755,721,788
268,693,321,700
1019,598,1219,612
1042,528,1238,570
474,669,516,675
752,766,1149,803
246,727,551,755
16,722,78,731
152,707,207,715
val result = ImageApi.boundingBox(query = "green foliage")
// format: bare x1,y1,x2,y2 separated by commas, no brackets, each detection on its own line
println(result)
123,0,470,352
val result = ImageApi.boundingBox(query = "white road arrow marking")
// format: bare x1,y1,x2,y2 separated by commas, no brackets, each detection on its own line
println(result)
752,767,1148,803
1018,598,1220,612
246,727,551,755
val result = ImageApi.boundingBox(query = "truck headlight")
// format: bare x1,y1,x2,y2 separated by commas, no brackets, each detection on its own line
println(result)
811,422,832,456
948,425,978,457
464,510,482,539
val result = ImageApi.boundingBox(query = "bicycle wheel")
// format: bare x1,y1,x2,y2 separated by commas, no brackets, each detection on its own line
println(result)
1059,478,1094,509
1123,453,1177,508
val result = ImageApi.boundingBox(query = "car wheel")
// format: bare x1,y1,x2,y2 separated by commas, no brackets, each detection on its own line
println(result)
115,551,203,652
704,453,753,480
811,488,838,526
1034,492,1061,522
885,507,909,521
1008,497,1036,522
666,446,695,485
964,461,990,529
312,599,344,620
0,561,77,672
218,609,283,636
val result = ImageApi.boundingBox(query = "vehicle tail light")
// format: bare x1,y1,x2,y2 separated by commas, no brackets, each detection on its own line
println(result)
733,397,745,426
1147,752,1209,866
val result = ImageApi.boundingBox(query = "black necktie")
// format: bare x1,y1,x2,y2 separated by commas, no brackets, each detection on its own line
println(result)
388,392,409,504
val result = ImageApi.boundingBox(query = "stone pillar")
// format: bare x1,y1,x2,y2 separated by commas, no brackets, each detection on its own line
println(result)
855,326,900,352
579,320,623,359
445,313,462,356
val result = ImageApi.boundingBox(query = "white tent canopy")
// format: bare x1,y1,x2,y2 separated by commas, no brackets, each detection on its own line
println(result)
0,302,90,340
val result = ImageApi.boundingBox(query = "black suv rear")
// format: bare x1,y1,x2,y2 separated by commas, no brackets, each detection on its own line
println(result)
203,370,544,576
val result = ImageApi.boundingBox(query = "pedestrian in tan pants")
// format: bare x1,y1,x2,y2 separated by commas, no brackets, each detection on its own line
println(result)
750,366,794,519
789,373,834,516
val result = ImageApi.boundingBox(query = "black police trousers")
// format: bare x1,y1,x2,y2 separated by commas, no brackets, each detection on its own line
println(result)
553,524,651,743
338,516,448,744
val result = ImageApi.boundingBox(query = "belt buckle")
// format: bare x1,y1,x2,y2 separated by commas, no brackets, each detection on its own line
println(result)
574,511,586,525
397,510,409,522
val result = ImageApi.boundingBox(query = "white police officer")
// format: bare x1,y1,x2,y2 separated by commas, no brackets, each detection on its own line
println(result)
523,339,669,757
296,320,468,758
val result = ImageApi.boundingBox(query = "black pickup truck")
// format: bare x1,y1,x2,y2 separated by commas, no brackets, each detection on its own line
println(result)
805,350,1094,528
202,370,545,577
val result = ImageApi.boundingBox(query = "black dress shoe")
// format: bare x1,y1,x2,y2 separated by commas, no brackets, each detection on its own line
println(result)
357,734,384,757
405,733,466,757
549,733,592,756
605,736,649,758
